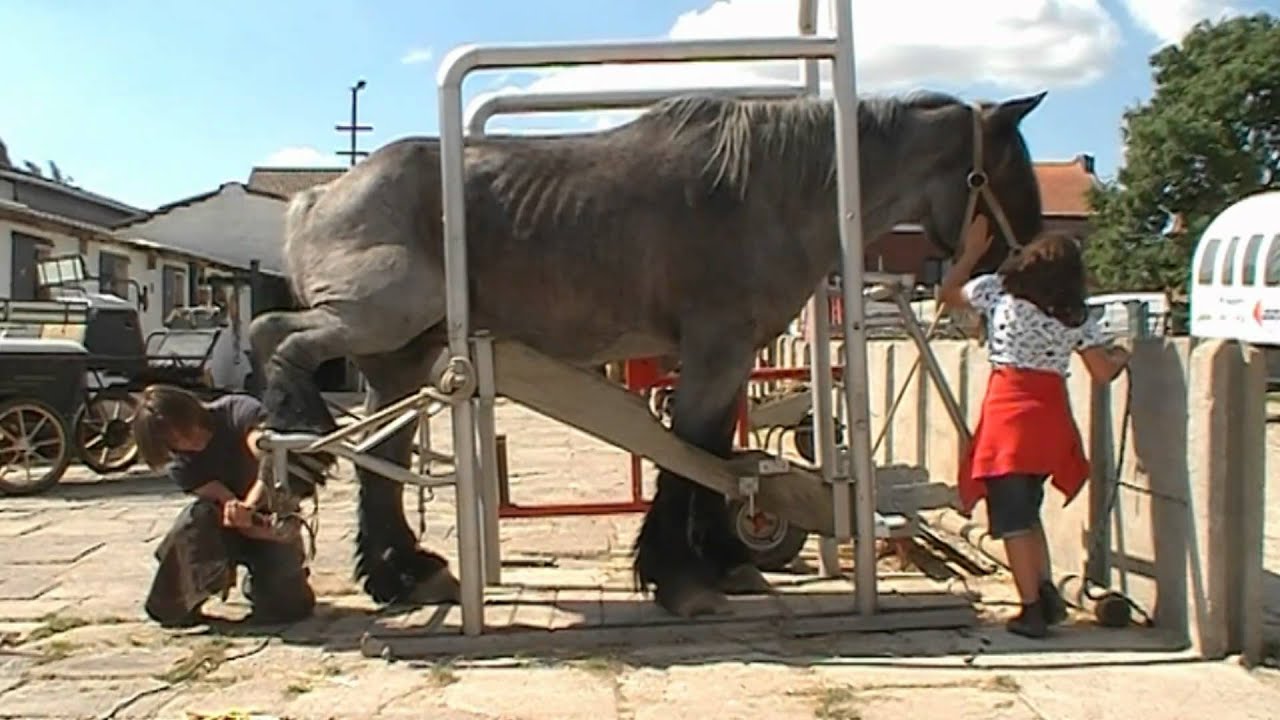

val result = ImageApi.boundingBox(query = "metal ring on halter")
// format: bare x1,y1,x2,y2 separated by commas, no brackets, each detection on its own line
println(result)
966,171,987,189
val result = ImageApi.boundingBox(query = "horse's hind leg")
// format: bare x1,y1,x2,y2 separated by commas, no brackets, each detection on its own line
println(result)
633,326,771,617
351,335,460,606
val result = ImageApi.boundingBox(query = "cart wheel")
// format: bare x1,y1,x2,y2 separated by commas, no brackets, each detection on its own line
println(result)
792,412,845,464
0,398,73,496
73,389,140,475
728,499,809,571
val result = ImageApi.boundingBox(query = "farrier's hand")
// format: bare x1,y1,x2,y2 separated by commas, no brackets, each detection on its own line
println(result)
221,500,254,529
961,215,993,260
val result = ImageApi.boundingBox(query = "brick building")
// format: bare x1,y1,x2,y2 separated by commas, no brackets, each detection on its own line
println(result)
867,154,1099,285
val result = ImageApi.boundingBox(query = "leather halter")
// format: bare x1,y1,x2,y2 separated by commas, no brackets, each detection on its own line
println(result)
959,102,1023,254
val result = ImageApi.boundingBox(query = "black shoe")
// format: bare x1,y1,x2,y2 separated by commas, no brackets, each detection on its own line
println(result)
1040,580,1068,625
1006,600,1048,639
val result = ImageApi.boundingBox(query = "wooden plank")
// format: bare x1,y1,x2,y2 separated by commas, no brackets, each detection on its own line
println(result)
361,605,976,660
493,341,742,497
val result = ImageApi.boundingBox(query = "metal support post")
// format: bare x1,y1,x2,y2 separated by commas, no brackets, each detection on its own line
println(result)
796,0,845,579
438,78,487,637
827,0,878,615
888,290,971,443
473,332,503,586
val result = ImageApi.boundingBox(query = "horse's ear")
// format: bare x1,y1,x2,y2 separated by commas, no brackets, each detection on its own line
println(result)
988,91,1047,130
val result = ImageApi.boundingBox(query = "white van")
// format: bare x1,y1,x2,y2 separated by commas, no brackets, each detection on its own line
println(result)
1087,291,1170,338
1188,190,1280,347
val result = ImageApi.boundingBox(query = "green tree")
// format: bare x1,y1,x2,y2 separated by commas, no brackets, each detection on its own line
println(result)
1085,13,1280,312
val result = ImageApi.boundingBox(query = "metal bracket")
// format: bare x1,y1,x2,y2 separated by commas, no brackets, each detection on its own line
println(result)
438,355,478,399
737,475,761,516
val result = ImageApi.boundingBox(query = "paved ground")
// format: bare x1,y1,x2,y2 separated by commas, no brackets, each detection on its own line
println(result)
1,398,1279,720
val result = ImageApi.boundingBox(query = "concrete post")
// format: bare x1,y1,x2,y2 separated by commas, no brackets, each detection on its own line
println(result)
1185,339,1267,659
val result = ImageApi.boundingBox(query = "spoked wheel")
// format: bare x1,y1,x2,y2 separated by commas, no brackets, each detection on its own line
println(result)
73,389,140,475
728,499,809,572
0,398,73,496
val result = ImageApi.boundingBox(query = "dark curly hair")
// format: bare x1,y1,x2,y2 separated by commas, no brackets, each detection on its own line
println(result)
997,232,1089,328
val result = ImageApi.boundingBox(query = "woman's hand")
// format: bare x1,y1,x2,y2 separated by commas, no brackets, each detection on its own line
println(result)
937,214,994,311
961,214,993,260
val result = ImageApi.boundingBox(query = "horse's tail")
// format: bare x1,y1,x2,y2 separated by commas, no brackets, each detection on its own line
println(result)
281,184,327,307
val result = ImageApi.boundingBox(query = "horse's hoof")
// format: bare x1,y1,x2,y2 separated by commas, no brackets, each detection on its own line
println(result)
718,563,774,595
406,568,461,605
657,582,731,618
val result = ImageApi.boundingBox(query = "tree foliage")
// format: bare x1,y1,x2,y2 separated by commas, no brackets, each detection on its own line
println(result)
1085,13,1280,305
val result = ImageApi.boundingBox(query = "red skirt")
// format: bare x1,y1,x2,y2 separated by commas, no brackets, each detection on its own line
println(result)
957,365,1090,515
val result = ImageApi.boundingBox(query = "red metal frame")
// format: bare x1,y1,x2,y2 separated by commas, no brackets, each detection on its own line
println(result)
496,355,847,519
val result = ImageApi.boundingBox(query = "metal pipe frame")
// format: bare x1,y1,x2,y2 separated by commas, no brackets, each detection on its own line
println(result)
465,84,807,136
438,2,874,635
460,11,818,541
797,0,844,581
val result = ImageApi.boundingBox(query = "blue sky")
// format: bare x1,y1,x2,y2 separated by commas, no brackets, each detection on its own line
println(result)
2,0,1276,211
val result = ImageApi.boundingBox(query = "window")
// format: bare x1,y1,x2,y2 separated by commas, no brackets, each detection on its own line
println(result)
1242,233,1265,285
161,265,186,318
1197,237,1222,284
1266,234,1280,287
9,232,53,301
1220,236,1240,285
98,251,131,300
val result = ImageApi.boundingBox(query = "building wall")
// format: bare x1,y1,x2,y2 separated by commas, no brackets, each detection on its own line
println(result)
118,185,289,275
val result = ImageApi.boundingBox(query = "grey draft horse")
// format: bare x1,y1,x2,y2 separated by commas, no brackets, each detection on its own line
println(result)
249,89,1047,618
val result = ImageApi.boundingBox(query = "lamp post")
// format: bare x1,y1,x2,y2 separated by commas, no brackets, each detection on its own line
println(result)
335,79,372,166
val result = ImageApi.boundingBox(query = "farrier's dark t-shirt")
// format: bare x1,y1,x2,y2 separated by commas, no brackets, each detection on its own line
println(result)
168,394,266,498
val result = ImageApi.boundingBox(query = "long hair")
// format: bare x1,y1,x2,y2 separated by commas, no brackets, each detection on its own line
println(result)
132,384,213,469
997,232,1089,327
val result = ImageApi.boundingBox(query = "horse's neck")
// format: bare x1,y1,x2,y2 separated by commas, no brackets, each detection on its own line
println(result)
788,138,937,280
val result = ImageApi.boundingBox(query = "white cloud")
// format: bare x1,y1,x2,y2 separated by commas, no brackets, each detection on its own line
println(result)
401,47,434,65
1120,0,1240,46
259,146,336,168
498,0,1122,122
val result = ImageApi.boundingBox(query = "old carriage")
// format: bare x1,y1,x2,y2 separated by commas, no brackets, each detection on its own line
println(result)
0,254,249,494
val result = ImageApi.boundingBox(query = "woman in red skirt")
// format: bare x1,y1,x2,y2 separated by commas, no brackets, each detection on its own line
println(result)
939,216,1131,638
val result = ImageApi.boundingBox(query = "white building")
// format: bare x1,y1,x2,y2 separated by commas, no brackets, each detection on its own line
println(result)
1,167,301,390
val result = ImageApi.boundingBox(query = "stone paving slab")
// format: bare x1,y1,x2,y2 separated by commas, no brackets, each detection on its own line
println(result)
0,678,174,719
0,599,72,622
0,569,61,601
0,537,104,565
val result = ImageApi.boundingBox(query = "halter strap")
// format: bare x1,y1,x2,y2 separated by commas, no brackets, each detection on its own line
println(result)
960,102,1023,255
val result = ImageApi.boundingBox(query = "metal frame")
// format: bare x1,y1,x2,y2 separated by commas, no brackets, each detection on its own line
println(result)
261,0,895,638
434,0,874,635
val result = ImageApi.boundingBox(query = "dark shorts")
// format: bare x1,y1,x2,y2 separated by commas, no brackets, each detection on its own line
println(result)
983,473,1047,539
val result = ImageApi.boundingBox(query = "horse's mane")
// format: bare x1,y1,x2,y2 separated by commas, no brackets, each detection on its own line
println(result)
483,88,964,235
633,89,964,197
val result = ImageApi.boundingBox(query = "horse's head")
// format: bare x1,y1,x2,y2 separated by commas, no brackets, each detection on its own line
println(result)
919,92,1047,274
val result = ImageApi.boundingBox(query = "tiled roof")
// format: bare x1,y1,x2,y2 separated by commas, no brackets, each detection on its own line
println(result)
1035,154,1099,217
246,167,346,198
245,154,1100,216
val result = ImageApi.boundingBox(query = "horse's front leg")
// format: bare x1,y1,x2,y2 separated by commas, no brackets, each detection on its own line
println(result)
632,323,772,617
